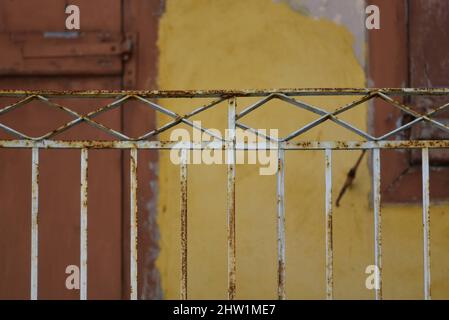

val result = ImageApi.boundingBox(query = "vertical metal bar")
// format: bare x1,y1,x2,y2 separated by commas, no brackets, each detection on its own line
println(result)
422,147,431,300
325,148,333,300
372,148,382,300
31,147,39,300
130,148,138,300
80,148,88,300
277,146,286,300
227,97,236,300
180,148,188,300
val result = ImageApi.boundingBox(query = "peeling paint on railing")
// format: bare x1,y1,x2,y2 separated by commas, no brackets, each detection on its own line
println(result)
0,88,444,300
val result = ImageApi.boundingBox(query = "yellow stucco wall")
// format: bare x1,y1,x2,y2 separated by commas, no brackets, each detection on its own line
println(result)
156,0,449,299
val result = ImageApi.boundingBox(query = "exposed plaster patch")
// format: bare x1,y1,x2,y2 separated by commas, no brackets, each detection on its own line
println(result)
274,0,310,15
274,0,366,67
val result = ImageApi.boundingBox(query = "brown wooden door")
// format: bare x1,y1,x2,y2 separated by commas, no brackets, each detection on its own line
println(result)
0,0,160,299
369,0,449,203
408,0,449,163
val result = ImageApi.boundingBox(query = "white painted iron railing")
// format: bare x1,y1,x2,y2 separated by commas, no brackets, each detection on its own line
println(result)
0,88,448,300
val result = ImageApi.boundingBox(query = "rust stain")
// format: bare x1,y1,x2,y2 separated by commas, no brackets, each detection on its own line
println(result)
179,148,188,300
130,148,138,300
277,259,285,299
2,88,449,99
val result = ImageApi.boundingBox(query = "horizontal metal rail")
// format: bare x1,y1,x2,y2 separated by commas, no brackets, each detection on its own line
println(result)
0,89,445,300
0,140,448,149
1,87,449,98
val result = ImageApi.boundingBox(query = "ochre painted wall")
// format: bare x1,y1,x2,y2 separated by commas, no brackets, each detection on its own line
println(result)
156,0,449,299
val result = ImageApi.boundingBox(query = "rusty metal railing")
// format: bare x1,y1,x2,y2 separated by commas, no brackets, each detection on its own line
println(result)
1,88,449,300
